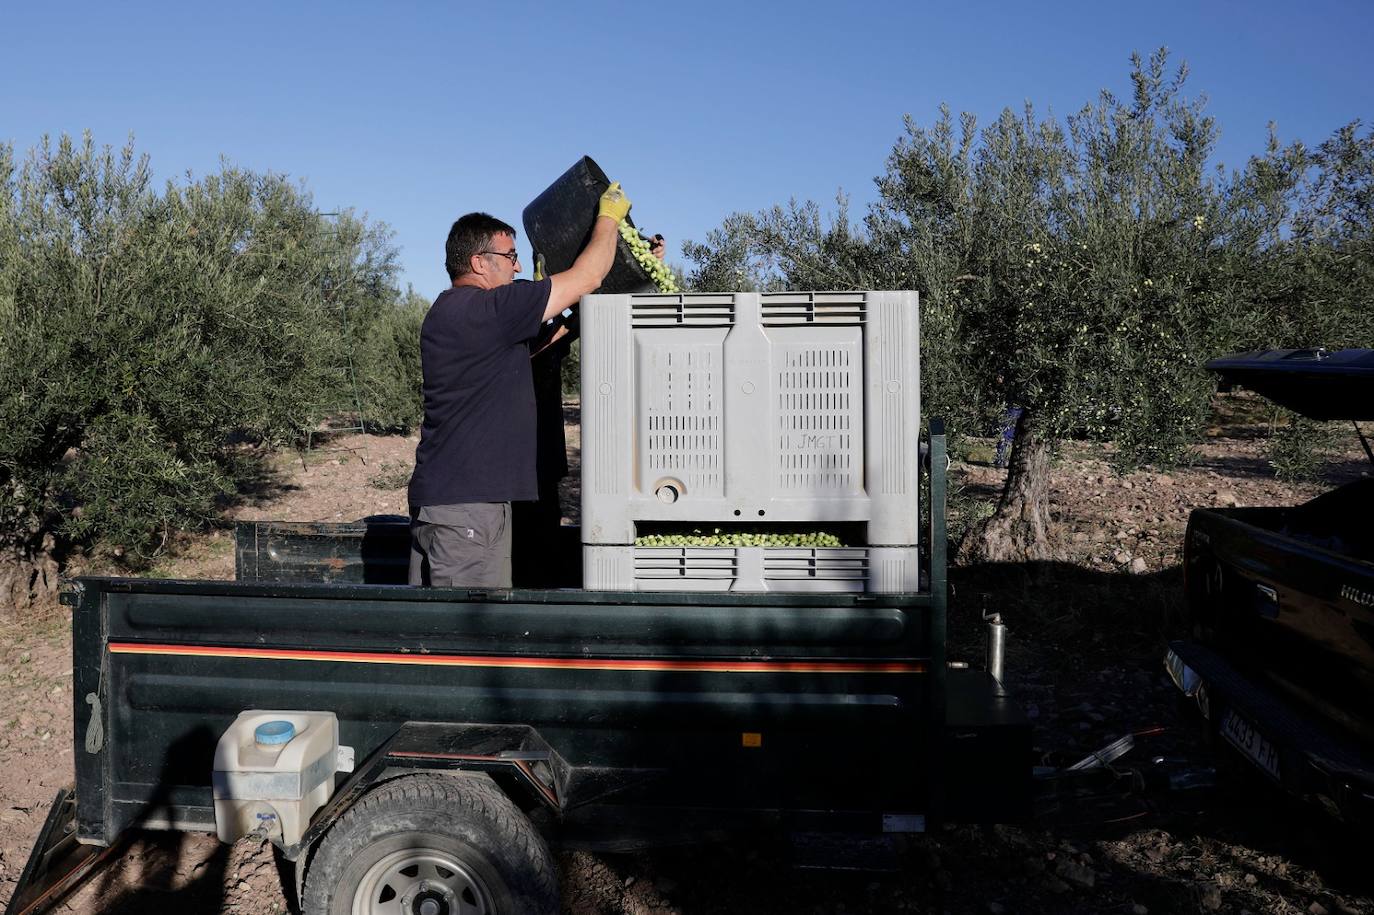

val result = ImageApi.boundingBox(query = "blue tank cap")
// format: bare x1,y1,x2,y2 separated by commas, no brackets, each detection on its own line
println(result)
254,720,296,746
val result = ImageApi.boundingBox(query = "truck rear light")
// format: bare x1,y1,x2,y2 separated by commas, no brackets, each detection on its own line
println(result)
1165,649,1201,697
1165,649,1211,721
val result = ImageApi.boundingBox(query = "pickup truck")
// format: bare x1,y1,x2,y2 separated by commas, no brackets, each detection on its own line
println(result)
1166,348,1374,825
5,422,1033,915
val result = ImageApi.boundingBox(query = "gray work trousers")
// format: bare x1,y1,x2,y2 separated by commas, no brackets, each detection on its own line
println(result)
408,502,512,588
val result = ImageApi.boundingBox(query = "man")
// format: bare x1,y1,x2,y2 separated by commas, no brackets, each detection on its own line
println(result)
407,182,632,588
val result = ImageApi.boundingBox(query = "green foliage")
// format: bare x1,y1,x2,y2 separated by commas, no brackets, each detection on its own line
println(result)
352,287,428,432
1267,410,1340,482
1219,121,1374,352
0,133,415,565
561,339,580,399
682,212,786,293
867,51,1227,470
62,411,237,556
684,51,1374,482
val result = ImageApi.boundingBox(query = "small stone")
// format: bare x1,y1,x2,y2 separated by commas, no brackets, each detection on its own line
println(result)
1056,859,1096,888
50,684,64,696
623,876,635,888
1216,490,1240,507
1244,873,1257,885
1132,905,1149,915
1309,904,1328,915
1129,557,1148,574
1200,886,1223,910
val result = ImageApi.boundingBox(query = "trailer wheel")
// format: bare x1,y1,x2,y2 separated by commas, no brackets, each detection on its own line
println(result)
302,772,557,915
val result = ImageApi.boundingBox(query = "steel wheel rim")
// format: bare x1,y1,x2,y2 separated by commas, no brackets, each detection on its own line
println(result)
351,845,495,915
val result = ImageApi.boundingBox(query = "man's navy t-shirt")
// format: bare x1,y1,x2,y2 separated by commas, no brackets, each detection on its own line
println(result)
408,278,551,507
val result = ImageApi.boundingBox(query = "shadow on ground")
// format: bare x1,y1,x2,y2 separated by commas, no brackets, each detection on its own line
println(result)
948,560,1186,666
561,562,1372,913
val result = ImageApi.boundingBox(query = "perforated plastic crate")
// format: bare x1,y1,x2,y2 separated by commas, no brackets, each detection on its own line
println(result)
580,291,920,548
583,544,922,593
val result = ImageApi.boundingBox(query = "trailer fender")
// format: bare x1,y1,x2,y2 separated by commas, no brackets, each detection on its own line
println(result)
288,722,566,904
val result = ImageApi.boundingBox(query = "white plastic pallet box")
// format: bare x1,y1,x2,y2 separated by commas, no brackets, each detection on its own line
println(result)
579,291,921,592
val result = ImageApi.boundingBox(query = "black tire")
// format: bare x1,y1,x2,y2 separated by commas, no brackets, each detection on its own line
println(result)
301,772,558,915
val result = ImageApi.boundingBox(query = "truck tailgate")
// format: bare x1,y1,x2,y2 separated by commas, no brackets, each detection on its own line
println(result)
1186,499,1374,745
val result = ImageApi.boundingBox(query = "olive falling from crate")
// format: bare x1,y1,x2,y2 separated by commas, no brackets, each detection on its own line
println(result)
580,290,920,592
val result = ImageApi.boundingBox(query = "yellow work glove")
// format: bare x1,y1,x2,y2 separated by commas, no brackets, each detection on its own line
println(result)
598,181,632,222
533,252,547,281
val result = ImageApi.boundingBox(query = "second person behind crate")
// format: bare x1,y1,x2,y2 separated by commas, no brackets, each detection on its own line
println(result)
406,182,634,589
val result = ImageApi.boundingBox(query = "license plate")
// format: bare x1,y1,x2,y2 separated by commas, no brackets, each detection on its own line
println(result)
1221,708,1281,781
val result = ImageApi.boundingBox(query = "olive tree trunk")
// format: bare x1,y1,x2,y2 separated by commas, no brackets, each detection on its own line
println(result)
0,533,61,621
1,563,60,619
958,409,1054,564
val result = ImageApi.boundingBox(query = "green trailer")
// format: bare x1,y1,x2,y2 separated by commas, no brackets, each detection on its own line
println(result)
6,423,1031,915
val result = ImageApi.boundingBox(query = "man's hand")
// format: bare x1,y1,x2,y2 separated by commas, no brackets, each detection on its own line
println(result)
598,182,632,222
546,182,632,315
649,234,666,261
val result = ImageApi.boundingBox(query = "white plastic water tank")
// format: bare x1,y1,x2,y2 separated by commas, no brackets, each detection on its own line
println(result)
212,710,353,847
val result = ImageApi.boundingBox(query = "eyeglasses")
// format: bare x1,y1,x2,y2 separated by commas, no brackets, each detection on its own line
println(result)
480,249,520,265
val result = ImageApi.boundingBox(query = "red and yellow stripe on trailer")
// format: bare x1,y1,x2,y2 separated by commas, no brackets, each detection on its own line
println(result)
107,642,925,674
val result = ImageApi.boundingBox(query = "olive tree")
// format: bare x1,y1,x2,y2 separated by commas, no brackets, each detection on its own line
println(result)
0,133,410,613
684,51,1237,561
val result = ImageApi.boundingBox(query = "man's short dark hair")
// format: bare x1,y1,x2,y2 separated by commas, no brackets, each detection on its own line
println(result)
445,213,518,280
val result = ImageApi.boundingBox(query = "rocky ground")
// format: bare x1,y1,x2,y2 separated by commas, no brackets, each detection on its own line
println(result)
1,402,1371,914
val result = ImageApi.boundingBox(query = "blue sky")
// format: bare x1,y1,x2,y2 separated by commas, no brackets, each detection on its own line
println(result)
4,0,1371,295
